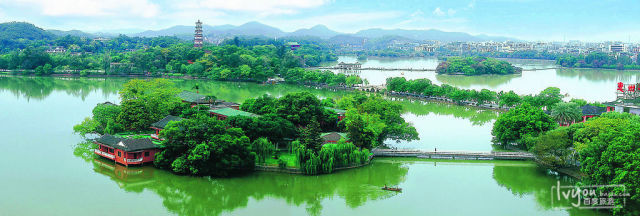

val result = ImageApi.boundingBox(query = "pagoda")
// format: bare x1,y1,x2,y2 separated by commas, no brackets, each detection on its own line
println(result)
194,20,203,48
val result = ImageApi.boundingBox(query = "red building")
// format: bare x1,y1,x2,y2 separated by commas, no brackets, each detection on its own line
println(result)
325,107,346,121
150,115,184,140
580,105,606,122
94,135,162,166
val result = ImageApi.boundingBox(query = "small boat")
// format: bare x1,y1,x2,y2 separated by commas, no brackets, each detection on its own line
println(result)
382,185,402,192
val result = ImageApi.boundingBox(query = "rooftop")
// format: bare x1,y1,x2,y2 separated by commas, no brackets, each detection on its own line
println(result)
95,135,160,152
150,115,184,129
320,132,349,143
210,107,260,118
581,105,606,116
177,91,211,103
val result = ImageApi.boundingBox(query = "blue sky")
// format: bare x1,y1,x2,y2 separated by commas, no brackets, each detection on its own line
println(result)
1,0,639,41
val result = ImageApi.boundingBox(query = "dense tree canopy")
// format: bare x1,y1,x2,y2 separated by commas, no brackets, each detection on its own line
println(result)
557,52,640,70
155,115,255,177
338,94,419,147
491,103,557,149
436,57,522,75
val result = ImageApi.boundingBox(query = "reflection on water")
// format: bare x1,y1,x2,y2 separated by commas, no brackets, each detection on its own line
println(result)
74,139,602,216
75,142,409,216
0,76,608,216
435,73,521,88
0,76,498,151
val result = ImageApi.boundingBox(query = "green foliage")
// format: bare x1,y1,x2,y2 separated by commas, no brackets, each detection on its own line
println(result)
531,127,573,168
533,112,640,214
436,57,522,75
116,79,182,131
550,102,582,125
252,138,276,163
226,114,297,143
491,103,557,149
294,139,369,175
155,115,255,177
343,110,385,149
498,91,521,107
338,94,419,147
557,52,640,70
299,118,324,153
523,87,564,108
386,77,523,106
73,117,99,137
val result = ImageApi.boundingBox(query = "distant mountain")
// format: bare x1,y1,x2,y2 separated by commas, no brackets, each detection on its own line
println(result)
222,22,284,38
354,28,515,42
287,25,340,39
134,25,193,38
328,34,367,45
132,22,284,40
0,21,56,41
127,21,517,42
48,29,95,38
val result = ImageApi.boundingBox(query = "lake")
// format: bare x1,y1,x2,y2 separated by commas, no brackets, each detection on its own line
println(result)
328,56,640,102
0,76,606,215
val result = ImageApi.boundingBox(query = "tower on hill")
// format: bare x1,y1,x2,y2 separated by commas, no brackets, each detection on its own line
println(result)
194,20,203,48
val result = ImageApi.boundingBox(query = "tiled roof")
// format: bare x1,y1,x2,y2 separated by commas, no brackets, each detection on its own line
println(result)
177,91,208,103
95,135,160,152
210,107,260,118
150,115,184,129
320,132,348,142
581,105,606,116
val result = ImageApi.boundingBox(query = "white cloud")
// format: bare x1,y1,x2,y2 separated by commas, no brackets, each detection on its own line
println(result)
433,7,456,17
11,0,159,18
177,0,332,16
432,7,445,16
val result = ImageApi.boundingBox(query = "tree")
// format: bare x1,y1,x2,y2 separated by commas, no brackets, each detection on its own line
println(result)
531,127,573,167
116,79,182,131
252,138,275,163
476,89,497,104
550,102,582,125
155,115,255,177
274,92,325,126
343,111,385,149
299,118,324,153
527,87,563,108
572,112,640,214
498,91,521,107
338,94,418,146
492,103,557,149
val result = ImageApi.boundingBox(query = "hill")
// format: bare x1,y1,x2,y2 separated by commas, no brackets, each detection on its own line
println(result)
287,25,340,39
0,22,56,41
47,29,95,38
354,28,514,42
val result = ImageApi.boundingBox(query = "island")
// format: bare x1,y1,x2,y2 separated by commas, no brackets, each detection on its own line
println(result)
74,79,419,176
436,57,522,75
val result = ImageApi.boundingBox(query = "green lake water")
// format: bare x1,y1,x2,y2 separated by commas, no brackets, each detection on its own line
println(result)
0,76,609,215
329,56,640,102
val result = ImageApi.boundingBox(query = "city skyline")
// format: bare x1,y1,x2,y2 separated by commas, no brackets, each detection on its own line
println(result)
1,0,639,42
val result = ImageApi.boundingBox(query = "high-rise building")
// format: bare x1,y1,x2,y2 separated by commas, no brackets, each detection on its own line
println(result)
194,20,203,48
609,44,625,53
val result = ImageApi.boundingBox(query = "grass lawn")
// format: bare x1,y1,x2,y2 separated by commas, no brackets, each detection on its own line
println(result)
263,152,298,168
